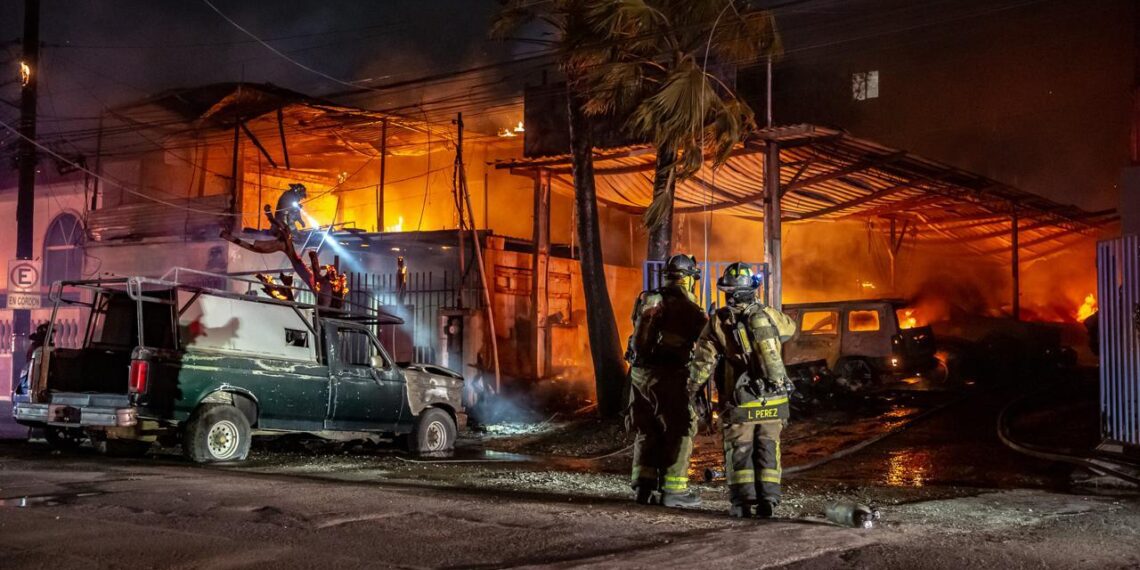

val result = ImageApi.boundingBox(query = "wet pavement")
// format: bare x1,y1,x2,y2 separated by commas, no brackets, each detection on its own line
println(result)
2,370,1138,567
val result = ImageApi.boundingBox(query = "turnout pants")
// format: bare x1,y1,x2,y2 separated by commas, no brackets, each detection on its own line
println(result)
722,419,783,505
629,366,698,494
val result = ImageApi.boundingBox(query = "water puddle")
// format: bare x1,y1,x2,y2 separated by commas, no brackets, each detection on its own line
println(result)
0,491,104,508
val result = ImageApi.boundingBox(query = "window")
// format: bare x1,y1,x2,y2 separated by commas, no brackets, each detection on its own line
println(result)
285,328,309,348
801,311,839,335
852,71,879,101
337,328,386,367
43,213,84,288
848,310,881,332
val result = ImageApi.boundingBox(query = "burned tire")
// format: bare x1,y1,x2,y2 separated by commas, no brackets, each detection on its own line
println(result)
407,408,456,454
44,427,86,451
835,358,877,390
184,404,251,463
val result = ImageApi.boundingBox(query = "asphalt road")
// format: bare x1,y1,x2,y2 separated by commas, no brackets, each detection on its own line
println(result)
2,441,1139,569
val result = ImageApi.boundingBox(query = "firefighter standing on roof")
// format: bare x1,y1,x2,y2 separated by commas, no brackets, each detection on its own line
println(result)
626,254,708,508
690,262,798,518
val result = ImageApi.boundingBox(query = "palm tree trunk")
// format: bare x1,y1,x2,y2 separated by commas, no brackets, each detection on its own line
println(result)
567,88,627,418
647,147,676,262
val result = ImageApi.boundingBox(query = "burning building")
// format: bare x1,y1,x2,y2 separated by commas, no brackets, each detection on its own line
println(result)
0,82,643,397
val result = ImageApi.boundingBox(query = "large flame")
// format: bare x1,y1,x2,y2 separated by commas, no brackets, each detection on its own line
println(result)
1076,293,1097,322
385,216,405,233
899,308,918,329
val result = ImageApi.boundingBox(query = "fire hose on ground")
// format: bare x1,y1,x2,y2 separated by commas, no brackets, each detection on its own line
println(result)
996,389,1140,487
702,391,975,481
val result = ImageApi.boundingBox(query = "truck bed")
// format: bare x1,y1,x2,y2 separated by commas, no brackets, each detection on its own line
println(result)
47,347,132,394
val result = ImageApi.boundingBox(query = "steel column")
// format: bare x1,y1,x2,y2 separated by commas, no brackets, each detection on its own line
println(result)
764,142,782,310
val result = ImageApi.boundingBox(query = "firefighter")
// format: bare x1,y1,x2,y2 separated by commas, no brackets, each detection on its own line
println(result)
690,262,797,518
626,254,708,508
274,183,308,231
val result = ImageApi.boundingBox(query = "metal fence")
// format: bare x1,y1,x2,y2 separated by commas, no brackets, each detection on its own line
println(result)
643,260,770,311
1098,235,1140,448
286,270,480,365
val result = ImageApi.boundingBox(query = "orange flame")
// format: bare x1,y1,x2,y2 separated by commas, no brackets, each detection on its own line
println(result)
900,308,918,329
1076,293,1097,322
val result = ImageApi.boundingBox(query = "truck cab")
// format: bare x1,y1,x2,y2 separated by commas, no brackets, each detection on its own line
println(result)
13,270,465,462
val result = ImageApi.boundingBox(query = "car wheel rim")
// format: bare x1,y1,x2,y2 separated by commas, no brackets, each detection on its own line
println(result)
425,420,447,451
207,420,240,460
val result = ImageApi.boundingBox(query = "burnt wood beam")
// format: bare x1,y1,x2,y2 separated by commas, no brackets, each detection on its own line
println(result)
780,158,815,198
784,151,906,192
240,122,278,169
277,108,291,170
793,181,917,221
845,194,953,219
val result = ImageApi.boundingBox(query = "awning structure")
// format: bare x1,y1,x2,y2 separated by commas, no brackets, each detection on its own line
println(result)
495,124,1116,263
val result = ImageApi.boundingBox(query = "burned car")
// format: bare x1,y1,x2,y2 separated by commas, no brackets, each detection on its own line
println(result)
783,299,937,389
13,270,466,463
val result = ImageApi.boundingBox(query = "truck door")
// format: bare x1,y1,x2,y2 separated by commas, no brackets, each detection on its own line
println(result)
787,309,841,368
327,324,406,430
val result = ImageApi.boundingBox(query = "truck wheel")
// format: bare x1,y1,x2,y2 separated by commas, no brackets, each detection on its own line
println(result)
44,427,86,451
836,358,876,391
184,404,251,463
407,408,456,454
99,438,151,458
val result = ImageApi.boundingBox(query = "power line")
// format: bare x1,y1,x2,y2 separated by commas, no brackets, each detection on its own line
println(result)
199,0,399,95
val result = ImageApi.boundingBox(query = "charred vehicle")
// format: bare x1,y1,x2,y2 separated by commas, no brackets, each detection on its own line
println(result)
12,269,465,463
783,299,937,390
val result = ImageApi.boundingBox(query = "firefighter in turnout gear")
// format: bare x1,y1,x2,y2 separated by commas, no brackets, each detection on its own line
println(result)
690,263,798,518
626,254,708,508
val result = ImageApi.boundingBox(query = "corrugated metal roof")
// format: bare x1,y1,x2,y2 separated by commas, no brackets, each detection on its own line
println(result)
494,124,1115,262
88,194,232,241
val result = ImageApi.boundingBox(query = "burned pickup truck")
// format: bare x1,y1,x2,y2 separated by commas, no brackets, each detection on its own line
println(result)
13,269,465,462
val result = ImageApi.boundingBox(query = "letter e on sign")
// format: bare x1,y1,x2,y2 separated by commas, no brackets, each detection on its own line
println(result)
8,260,41,292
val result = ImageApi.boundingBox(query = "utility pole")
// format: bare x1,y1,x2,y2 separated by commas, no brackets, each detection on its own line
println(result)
376,118,387,231
12,0,40,390
454,113,501,392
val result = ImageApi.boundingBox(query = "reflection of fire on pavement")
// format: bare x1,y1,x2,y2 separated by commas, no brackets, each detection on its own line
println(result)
885,448,932,487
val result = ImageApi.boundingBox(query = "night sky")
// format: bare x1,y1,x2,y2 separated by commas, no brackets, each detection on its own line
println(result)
0,1,534,134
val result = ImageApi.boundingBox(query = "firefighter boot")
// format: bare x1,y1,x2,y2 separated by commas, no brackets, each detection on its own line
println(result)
662,490,702,508
634,478,661,505
755,499,776,519
729,503,752,518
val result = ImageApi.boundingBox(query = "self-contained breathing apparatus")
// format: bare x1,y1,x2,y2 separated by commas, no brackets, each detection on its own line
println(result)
715,263,792,408
626,255,704,369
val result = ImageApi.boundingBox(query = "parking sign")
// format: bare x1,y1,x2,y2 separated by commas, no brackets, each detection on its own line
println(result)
7,259,41,309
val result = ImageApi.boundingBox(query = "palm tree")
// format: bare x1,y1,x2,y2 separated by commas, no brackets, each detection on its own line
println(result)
584,0,781,261
492,0,628,417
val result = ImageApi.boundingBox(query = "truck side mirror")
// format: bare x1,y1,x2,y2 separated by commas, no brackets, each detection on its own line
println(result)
370,355,388,369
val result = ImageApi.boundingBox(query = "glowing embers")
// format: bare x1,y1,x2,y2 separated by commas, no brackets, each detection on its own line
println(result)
1076,293,1097,322
497,121,525,138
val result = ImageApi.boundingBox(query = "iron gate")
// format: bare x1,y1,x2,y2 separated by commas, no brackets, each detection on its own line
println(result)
261,270,480,365
1098,235,1140,448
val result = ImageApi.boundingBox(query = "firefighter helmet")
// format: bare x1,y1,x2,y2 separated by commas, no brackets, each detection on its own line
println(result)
663,254,701,280
716,262,760,292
